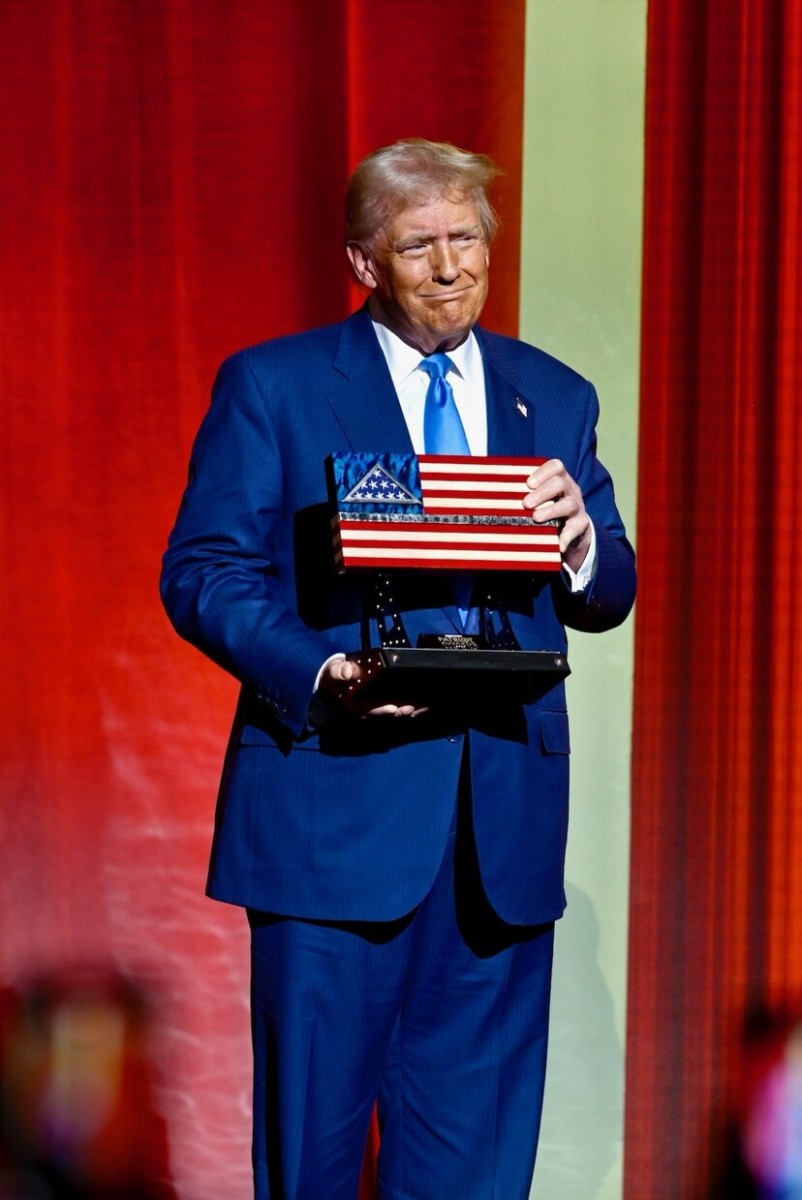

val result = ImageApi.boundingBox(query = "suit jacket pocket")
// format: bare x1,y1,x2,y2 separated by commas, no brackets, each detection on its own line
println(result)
539,709,570,755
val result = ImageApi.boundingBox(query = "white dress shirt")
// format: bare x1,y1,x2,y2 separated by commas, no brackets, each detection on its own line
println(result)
371,320,488,455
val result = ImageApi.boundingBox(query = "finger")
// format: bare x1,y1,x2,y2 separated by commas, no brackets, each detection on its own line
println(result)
558,515,590,553
331,658,360,684
525,457,564,490
362,702,422,718
530,498,559,522
522,475,567,513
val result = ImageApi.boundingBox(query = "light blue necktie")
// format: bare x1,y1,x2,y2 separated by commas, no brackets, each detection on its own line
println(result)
419,353,477,631
420,353,470,456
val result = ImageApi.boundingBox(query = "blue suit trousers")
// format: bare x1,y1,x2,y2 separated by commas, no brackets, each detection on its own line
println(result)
248,771,555,1200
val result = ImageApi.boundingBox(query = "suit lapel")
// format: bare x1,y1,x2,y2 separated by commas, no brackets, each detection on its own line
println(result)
478,333,536,458
327,314,535,457
325,308,415,454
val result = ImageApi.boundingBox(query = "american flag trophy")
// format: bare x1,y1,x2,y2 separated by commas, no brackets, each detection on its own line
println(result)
326,452,571,706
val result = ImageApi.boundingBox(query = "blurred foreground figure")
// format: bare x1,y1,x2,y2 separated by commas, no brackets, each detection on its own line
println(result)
739,1013,802,1200
0,968,175,1200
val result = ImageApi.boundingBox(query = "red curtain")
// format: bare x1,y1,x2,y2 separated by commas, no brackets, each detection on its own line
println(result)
0,2,525,1196
626,1,802,1196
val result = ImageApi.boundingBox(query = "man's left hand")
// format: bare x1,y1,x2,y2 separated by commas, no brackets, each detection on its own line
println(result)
523,458,592,574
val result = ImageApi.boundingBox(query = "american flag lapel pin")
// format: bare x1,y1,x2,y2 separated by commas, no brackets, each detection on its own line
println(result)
515,397,528,418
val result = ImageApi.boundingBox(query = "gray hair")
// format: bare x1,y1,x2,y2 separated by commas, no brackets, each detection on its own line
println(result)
345,138,502,249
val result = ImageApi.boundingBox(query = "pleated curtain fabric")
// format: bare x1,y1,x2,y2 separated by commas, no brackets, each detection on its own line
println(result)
0,3,527,1198
626,1,802,1196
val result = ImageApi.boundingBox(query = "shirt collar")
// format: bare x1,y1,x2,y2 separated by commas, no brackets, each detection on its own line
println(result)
369,311,480,392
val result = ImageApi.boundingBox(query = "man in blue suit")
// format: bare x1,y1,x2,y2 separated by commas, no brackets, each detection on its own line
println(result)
161,139,636,1200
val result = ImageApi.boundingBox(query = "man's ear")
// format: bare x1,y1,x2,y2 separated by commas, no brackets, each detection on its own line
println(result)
346,243,378,290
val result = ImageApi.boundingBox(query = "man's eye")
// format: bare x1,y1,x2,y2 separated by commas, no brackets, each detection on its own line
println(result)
399,243,428,256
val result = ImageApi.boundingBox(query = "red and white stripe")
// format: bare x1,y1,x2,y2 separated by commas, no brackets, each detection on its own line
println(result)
333,456,562,572
418,455,543,517
333,520,562,571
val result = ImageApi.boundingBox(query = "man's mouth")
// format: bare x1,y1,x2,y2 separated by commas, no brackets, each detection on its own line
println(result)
421,288,472,301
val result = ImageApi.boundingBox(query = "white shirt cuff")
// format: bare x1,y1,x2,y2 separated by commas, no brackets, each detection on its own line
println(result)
562,521,597,593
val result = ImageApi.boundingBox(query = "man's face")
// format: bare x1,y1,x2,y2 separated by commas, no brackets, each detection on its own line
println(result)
348,193,490,355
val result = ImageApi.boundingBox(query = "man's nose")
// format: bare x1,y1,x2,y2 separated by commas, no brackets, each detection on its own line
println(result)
431,240,460,281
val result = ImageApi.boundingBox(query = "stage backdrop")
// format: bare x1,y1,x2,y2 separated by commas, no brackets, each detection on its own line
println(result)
625,1,802,1197
0,2,530,1197
521,3,644,1197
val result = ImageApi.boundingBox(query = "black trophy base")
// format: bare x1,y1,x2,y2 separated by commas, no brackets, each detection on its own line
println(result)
344,638,570,707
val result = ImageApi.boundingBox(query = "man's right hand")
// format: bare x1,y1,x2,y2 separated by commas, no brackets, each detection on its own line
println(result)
320,658,427,719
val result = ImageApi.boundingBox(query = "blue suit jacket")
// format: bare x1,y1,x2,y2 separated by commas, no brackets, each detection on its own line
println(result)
161,308,636,925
